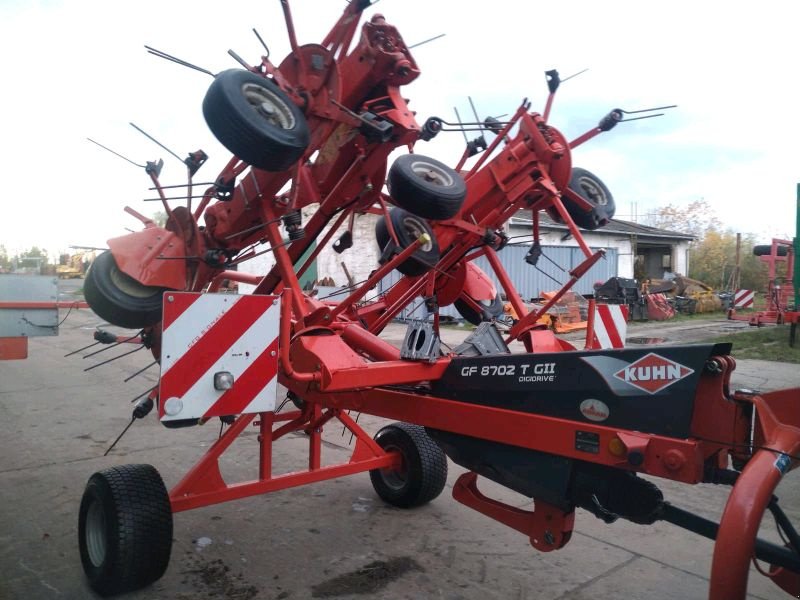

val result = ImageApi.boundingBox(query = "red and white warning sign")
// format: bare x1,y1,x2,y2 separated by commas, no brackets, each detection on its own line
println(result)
734,289,755,308
159,293,280,423
591,304,628,349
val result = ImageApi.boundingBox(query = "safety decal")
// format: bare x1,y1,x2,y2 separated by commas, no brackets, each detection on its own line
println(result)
774,453,791,475
734,289,755,309
590,304,628,349
159,293,280,421
579,399,610,422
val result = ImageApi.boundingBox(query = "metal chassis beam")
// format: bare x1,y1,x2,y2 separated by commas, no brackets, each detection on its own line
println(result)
170,407,398,513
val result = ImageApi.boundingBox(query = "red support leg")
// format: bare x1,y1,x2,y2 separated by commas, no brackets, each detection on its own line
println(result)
169,408,397,513
309,404,322,470
453,472,575,552
709,392,800,600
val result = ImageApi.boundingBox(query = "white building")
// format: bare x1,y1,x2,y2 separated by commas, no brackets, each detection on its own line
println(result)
238,207,694,297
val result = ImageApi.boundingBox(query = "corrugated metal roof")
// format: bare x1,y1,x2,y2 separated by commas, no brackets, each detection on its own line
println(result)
510,211,695,241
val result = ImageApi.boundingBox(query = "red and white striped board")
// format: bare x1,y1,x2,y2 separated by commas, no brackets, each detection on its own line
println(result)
591,304,628,349
159,293,280,423
734,289,755,308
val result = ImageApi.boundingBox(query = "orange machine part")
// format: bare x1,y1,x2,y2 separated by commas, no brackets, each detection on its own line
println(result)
0,337,28,360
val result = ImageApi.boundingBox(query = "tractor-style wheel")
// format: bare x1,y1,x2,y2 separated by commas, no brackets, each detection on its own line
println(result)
84,251,166,329
563,167,616,230
387,154,467,220
375,209,440,277
78,464,173,597
203,69,310,171
370,422,448,508
753,245,789,257
454,293,504,325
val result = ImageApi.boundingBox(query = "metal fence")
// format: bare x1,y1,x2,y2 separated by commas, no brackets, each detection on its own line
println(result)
378,244,618,320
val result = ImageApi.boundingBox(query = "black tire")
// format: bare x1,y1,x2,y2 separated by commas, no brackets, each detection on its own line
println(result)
454,293,504,325
78,464,173,597
375,209,440,277
387,154,467,220
203,69,310,171
753,245,789,257
563,167,616,230
84,251,166,329
369,422,448,508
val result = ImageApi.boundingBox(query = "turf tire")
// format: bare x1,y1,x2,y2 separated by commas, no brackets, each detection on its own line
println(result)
370,422,448,508
78,464,173,596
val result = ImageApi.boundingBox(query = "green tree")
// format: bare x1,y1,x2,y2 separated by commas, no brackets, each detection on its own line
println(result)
688,231,767,291
651,199,721,237
0,245,10,270
651,201,770,291
14,246,50,274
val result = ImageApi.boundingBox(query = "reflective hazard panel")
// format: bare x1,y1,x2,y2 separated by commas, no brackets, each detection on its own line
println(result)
590,304,628,349
158,293,280,422
734,289,754,308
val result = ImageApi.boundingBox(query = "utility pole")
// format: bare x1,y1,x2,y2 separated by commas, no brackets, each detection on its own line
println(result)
733,232,741,292
795,184,799,310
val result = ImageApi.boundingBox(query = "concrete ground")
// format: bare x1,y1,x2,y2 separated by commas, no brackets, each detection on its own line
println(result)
1,291,798,600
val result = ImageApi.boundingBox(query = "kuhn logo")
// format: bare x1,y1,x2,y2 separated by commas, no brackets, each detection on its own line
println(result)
580,399,610,422
613,353,693,394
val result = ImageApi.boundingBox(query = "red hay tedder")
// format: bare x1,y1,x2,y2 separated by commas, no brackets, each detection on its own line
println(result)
729,239,798,327
75,2,799,598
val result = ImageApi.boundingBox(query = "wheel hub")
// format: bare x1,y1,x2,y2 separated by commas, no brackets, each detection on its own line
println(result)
379,445,408,491
402,216,433,252
108,265,162,299
259,102,275,117
577,176,607,205
242,83,296,130
85,499,107,567
411,160,453,188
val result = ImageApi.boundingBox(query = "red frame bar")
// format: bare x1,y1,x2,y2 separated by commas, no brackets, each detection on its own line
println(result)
298,385,707,484
709,389,800,599
0,301,90,309
170,409,400,513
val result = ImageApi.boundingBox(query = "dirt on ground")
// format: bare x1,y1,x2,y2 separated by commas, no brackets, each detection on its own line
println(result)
178,554,258,600
311,557,422,598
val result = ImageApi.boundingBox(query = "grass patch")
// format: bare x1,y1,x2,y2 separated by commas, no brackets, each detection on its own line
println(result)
704,325,800,363
628,311,721,326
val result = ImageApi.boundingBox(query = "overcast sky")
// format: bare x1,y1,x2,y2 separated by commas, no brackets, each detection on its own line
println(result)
1,0,798,258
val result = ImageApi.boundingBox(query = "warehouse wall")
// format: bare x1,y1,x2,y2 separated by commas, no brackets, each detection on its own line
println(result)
237,207,380,293
507,224,634,279
315,212,381,286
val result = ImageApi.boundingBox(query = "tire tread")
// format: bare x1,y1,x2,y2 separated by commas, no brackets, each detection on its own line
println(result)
79,464,172,596
374,210,440,277
84,251,164,329
388,154,466,220
370,422,447,508
203,70,309,171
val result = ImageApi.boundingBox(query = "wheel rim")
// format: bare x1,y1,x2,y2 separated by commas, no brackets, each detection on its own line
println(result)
401,215,433,252
409,160,454,188
108,265,162,299
576,176,608,206
85,499,107,567
242,83,296,130
379,445,408,491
